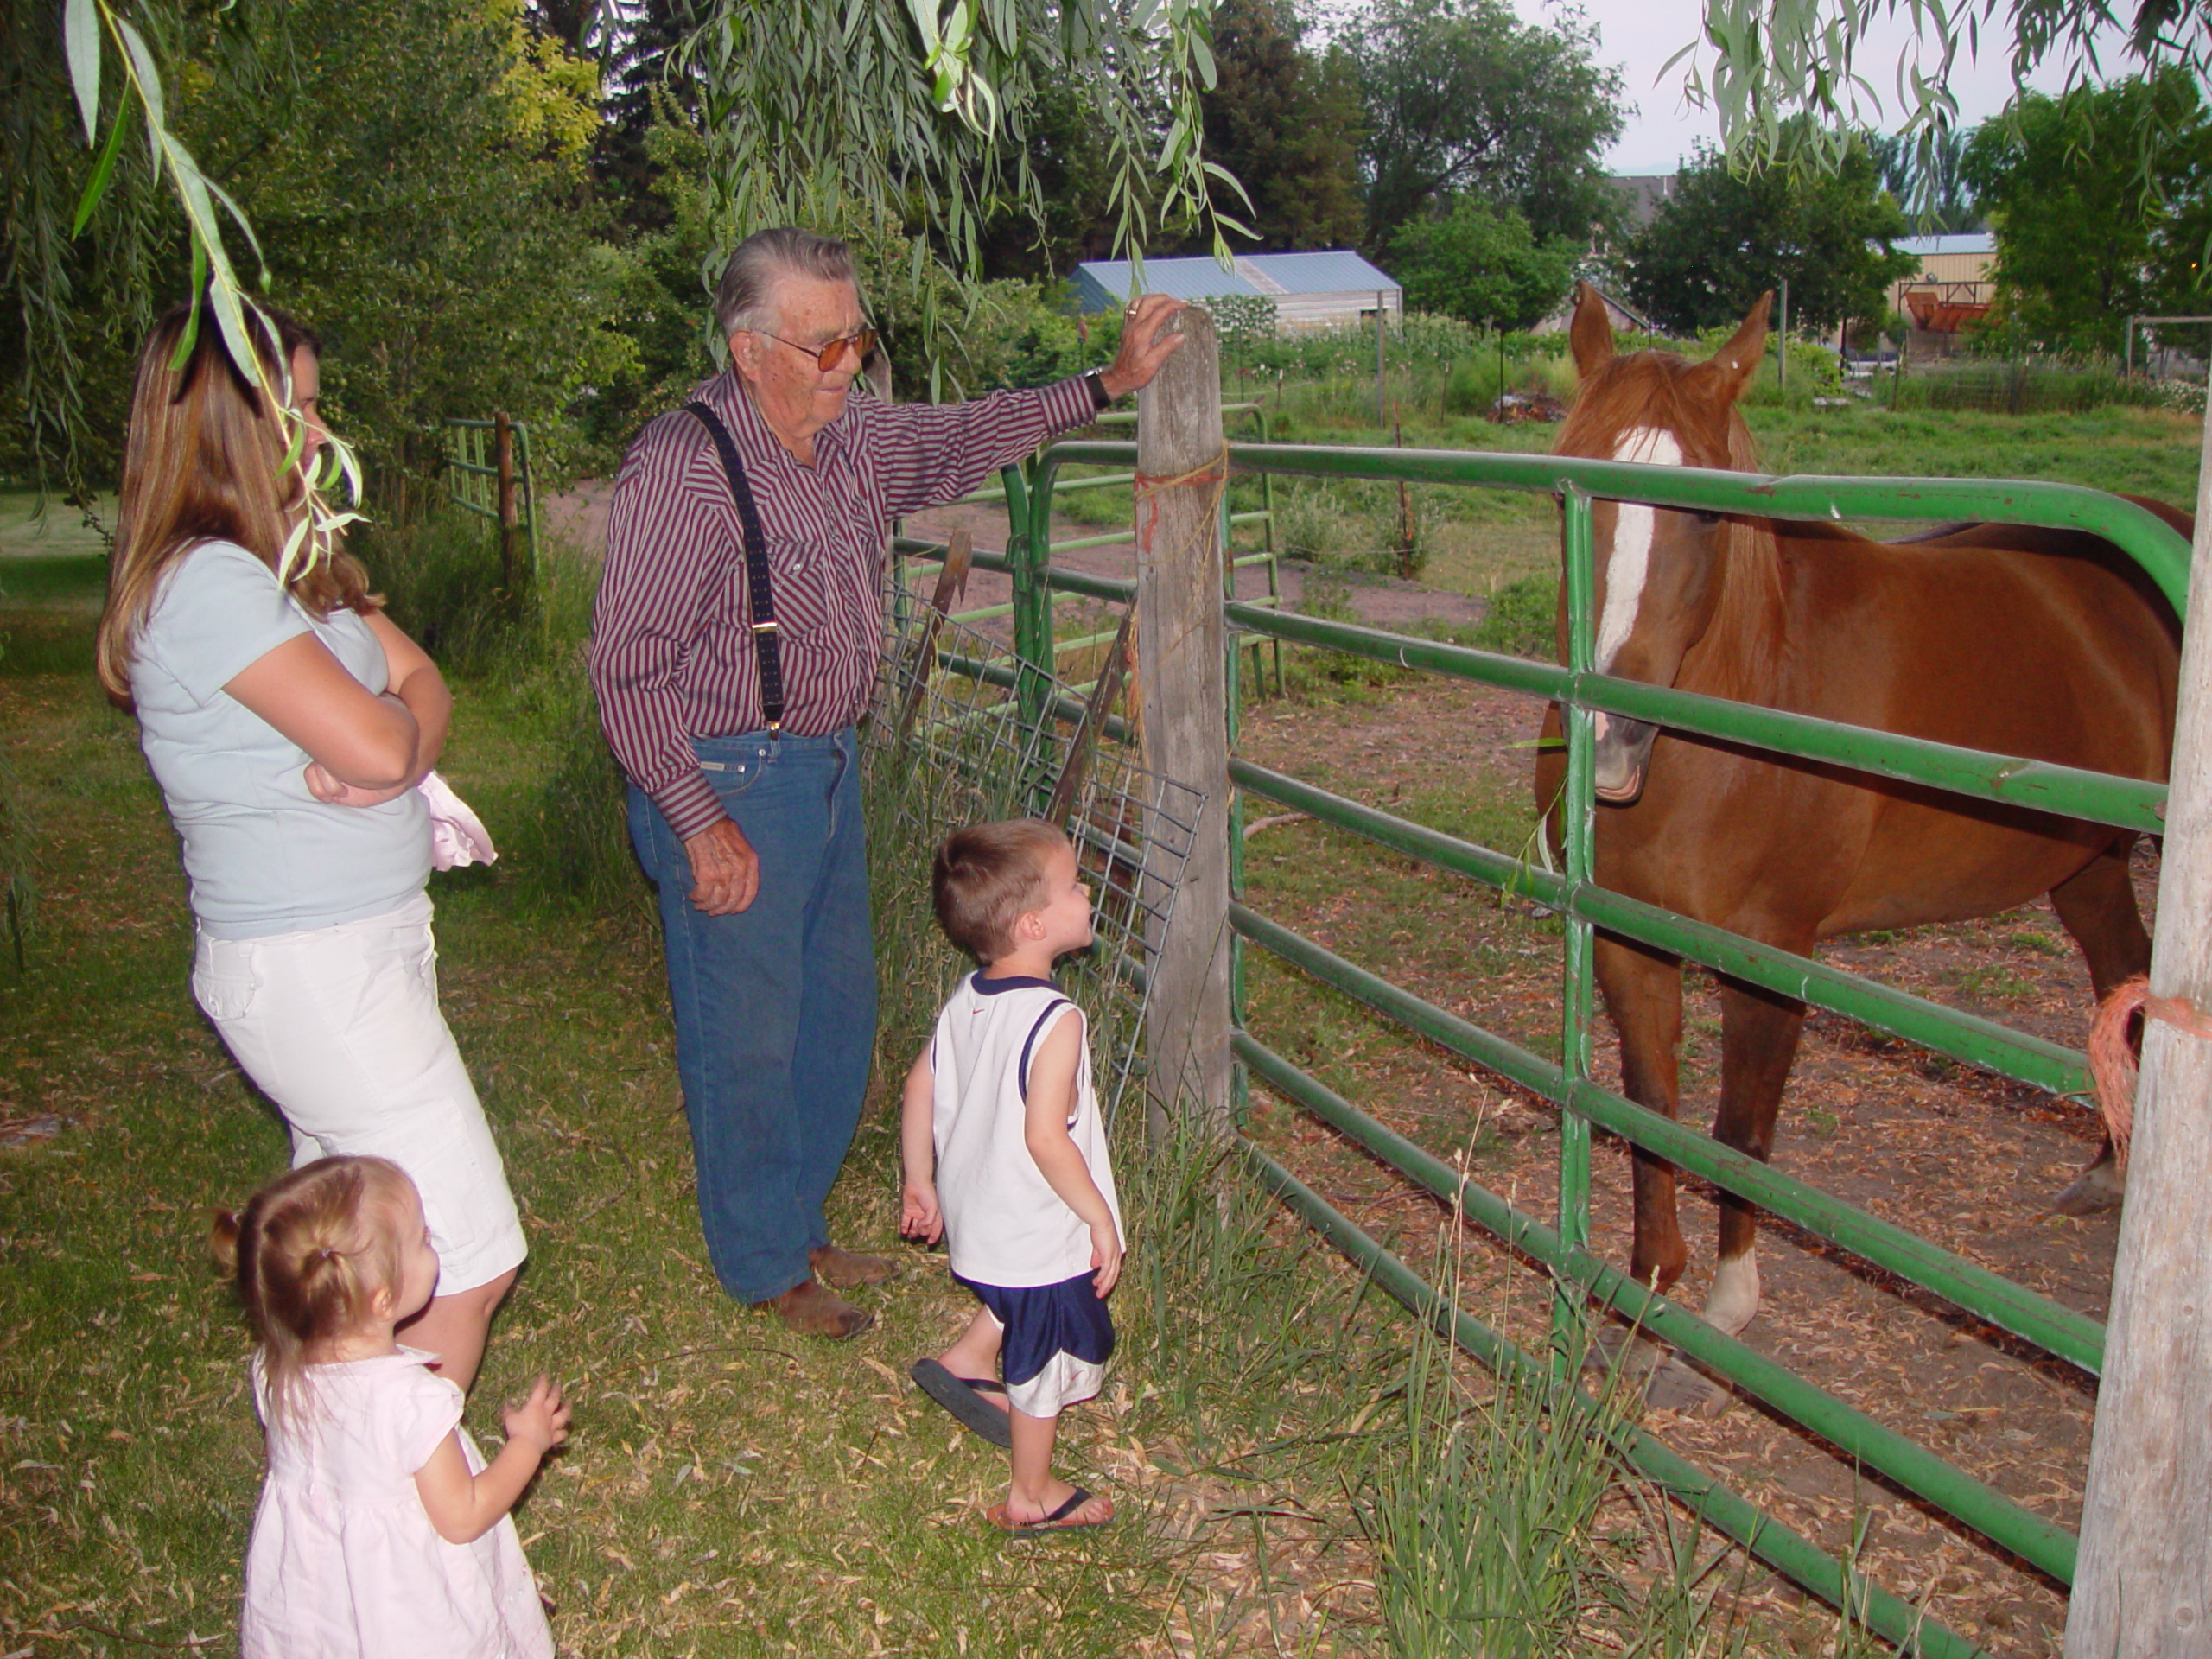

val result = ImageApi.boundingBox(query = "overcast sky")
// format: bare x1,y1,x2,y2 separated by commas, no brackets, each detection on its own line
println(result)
1517,0,2102,174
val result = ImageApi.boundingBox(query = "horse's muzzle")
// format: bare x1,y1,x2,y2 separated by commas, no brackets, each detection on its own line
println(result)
1594,716,1660,804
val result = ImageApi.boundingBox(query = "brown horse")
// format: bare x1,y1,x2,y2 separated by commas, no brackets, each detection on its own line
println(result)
1535,284,2184,1349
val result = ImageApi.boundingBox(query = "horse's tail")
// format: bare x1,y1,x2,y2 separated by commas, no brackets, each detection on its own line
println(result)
2087,976,2145,1173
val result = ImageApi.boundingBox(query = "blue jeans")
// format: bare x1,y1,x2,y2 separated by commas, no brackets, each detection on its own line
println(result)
627,727,878,1303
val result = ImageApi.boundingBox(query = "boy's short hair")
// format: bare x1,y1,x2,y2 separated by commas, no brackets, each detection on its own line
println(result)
933,818,1070,961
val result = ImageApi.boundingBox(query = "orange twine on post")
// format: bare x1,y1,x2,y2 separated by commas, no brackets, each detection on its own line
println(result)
1131,444,1231,563
1132,445,1230,502
2085,973,2212,1172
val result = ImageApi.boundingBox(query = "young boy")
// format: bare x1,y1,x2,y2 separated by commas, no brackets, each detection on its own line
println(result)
900,818,1122,1534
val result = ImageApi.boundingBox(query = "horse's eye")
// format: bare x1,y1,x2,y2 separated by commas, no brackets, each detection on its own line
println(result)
1691,510,1724,527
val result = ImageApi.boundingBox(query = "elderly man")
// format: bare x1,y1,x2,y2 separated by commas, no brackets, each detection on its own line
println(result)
590,226,1185,1338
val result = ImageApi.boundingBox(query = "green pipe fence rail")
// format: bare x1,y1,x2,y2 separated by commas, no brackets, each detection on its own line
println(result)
900,424,2187,1655
442,416,543,594
894,401,1285,695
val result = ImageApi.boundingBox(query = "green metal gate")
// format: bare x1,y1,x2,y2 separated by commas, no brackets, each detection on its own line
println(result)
906,435,2190,1656
442,416,542,594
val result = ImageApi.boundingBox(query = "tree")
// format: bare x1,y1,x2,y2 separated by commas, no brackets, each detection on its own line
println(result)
16,0,1231,493
1179,0,1363,252
536,0,702,239
1345,0,1624,249
1622,133,1918,336
1389,193,1578,329
1961,73,2212,353
1865,127,1981,232
174,0,628,508
1681,0,2212,194
677,0,1237,334
974,78,1130,281
3,0,249,494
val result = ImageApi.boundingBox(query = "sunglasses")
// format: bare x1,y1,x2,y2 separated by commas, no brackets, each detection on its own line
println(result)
759,327,878,372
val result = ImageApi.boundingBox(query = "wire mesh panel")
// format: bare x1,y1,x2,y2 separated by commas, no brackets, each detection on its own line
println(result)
862,584,1206,1126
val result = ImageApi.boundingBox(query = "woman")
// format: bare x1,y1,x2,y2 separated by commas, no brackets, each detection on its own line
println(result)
96,301,524,1393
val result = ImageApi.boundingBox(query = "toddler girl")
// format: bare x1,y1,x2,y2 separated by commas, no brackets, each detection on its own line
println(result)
214,1155,567,1656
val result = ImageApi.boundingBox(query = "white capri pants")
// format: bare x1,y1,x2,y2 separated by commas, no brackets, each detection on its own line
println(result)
191,893,527,1295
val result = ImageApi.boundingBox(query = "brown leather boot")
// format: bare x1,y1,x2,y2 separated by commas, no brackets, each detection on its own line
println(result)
808,1244,896,1288
759,1278,874,1338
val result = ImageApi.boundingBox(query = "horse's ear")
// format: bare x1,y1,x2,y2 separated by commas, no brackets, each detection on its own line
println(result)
1569,283,1614,380
1689,291,1774,403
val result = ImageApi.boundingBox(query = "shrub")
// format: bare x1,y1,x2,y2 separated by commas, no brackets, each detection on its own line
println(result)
1473,574,1558,659
2155,377,2209,415
1886,359,2163,414
357,507,531,674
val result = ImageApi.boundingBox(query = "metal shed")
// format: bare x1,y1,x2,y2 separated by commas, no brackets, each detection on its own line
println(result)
1069,251,1402,332
1886,232,1996,354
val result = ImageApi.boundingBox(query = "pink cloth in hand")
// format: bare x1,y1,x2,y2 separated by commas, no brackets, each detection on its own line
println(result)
416,771,496,870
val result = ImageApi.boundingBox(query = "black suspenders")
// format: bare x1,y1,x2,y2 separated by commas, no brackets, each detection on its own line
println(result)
683,400,786,736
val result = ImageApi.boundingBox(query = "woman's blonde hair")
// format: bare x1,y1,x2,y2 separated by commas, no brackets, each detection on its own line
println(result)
210,1156,418,1425
95,300,378,704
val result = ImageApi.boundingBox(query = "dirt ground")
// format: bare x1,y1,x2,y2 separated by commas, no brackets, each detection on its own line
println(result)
1234,672,2126,1657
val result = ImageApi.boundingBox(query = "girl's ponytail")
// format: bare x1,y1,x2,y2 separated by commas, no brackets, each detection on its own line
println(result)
209,1208,243,1274
221,1157,415,1423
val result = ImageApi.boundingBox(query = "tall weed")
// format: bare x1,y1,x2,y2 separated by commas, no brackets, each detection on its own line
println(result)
1887,359,2162,415
519,650,653,928
359,507,537,675
1121,1122,1388,1440
1362,1280,1634,1658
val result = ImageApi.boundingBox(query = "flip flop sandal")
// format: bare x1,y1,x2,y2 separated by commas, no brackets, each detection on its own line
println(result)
988,1486,1112,1535
909,1357,1014,1448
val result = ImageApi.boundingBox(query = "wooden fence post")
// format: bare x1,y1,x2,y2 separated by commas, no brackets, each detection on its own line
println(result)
493,410,519,597
1135,305,1232,1139
2065,385,2212,1658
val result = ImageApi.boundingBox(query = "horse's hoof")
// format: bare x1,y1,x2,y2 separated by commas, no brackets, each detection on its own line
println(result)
2053,1160,2125,1216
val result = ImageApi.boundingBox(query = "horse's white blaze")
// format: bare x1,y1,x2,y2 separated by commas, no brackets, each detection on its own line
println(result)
1703,1250,1760,1338
1593,426,1684,675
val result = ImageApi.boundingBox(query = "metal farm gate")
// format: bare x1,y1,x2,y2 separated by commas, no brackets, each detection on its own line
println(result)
893,375,2192,1656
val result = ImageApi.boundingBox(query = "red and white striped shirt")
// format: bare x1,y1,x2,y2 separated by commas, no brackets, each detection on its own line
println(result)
590,368,1096,841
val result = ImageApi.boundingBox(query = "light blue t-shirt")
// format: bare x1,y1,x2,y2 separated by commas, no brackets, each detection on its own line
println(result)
131,540,432,939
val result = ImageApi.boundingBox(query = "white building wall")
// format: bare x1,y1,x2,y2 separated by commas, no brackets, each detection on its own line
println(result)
1271,290,1403,332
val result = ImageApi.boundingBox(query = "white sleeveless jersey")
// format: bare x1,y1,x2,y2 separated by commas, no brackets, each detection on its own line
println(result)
930,972,1122,1287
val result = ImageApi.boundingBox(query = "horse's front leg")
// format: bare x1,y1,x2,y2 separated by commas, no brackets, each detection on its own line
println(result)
2049,842,2150,1215
1707,976,1808,1337
1594,933,1688,1297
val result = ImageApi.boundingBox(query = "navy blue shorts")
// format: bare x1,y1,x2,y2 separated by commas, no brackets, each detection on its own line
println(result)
955,1268,1116,1415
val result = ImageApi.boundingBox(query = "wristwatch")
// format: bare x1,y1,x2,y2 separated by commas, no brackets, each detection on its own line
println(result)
1080,366,1113,411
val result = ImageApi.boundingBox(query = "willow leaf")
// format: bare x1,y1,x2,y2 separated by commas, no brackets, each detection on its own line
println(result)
114,15,165,134
65,0,102,142
72,103,135,236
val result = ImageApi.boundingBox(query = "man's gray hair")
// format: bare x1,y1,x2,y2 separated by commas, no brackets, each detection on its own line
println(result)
715,228,860,338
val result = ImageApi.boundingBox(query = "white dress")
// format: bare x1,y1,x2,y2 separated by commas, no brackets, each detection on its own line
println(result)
241,1348,553,1658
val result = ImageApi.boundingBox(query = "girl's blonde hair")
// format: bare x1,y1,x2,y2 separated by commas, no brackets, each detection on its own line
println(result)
95,300,378,705
211,1156,417,1423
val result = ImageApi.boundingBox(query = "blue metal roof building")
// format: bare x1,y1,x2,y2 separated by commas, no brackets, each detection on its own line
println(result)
1070,251,1402,330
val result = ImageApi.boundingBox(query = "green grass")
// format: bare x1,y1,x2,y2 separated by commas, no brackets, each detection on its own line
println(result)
0,546,1910,1657
0,570,1417,1656
0,492,117,562
0,551,106,679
